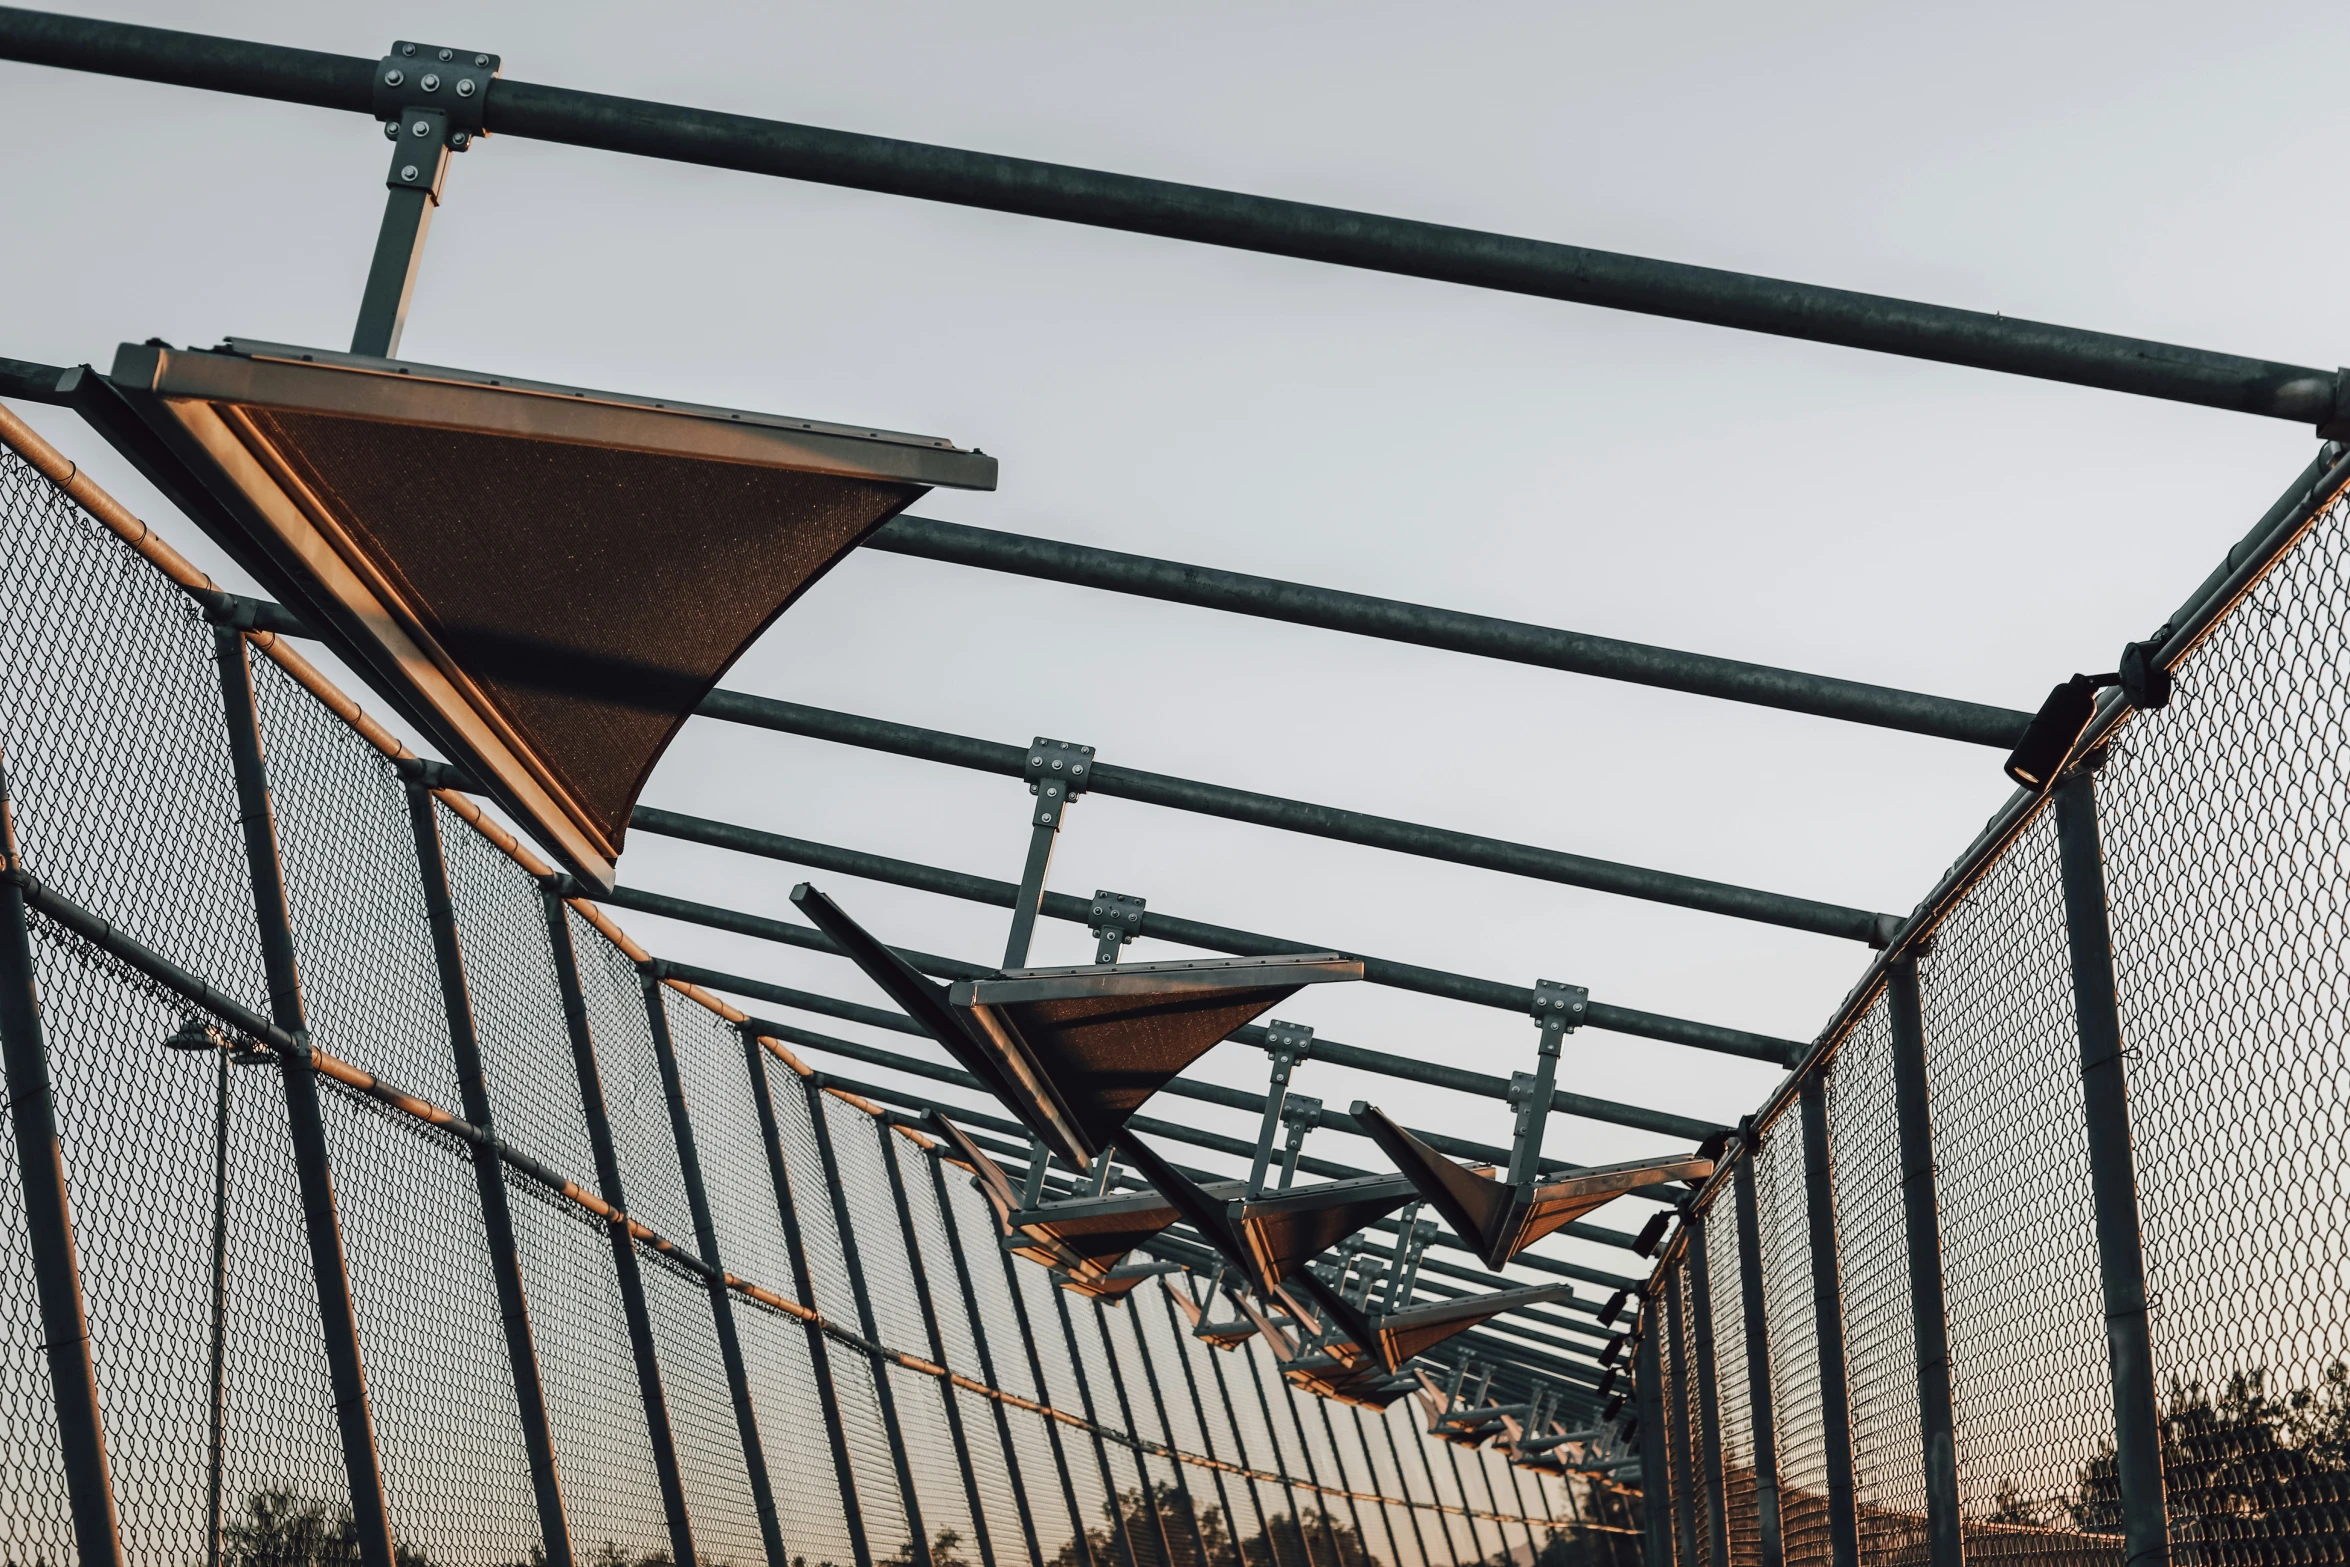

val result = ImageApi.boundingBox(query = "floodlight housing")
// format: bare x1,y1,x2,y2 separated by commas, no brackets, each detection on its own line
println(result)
96,340,996,888
2002,671,2119,791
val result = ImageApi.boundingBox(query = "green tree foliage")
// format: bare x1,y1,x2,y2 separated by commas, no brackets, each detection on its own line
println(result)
220,1489,430,1567
1040,1481,1381,1567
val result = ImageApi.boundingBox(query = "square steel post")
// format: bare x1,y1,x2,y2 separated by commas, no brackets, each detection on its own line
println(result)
1261,1351,1346,1566
1123,1283,1218,1567
1729,1141,1783,1567
740,1034,874,1567
641,975,791,1567
1394,1398,1463,1567
802,1076,935,1567
874,1117,999,1567
1157,1277,1270,1566
1048,1282,1145,1567
403,782,574,1566
1663,1269,1700,1567
0,755,122,1567
1316,1395,1391,1567
1357,1405,1437,1567
2052,773,2168,1565
1798,1076,1860,1567
1236,1330,1321,1566
1685,1224,1731,1567
1634,1313,1669,1567
929,1146,1049,1566
1885,958,1963,1567
1091,1295,1182,1567
540,887,698,1567
211,623,397,1567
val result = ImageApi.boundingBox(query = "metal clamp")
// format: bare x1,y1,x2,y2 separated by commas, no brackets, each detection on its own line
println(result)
1263,1019,1314,1063
1529,977,1588,1038
1087,889,1145,963
374,42,500,198
1277,1093,1322,1189
1024,737,1094,827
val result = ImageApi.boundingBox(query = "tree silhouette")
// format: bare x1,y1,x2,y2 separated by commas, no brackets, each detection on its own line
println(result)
221,1488,431,1567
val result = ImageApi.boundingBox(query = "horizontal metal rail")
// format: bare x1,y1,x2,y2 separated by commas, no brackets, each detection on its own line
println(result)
625,809,1805,1063
870,515,2033,748
690,695,1900,943
1,9,2340,428
662,956,1724,1143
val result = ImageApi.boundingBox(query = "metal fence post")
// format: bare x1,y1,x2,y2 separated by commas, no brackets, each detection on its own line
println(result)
1235,1329,1320,1567
1885,958,1963,1567
994,1237,1098,1567
540,887,698,1567
929,1146,1049,1567
1663,1268,1700,1567
403,782,574,1566
2052,773,2168,1566
1314,1394,1387,1567
1091,1295,1183,1567
1634,1311,1669,1567
1686,1223,1730,1567
1157,1278,1270,1566
803,1076,935,1567
1259,1350,1346,1567
641,976,790,1567
874,1118,998,1567
739,1035,873,1567
1122,1282,1217,1567
1047,1282,1145,1567
0,755,122,1567
1798,1076,1860,1567
211,623,397,1567
1730,1141,1783,1567
1394,1399,1462,1567
1358,1406,1436,1567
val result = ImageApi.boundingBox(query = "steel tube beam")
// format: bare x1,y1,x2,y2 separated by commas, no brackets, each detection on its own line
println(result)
607,834,1800,1063
641,978,792,1567
688,697,1895,942
541,889,699,1567
1729,1141,1784,1567
7,9,2335,425
870,514,2033,748
1798,1078,1859,1567
2053,774,2168,1565
1885,961,1962,1567
404,782,575,1567
212,624,398,1567
0,759,123,1567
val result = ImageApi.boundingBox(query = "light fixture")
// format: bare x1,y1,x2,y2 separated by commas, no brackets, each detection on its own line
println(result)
2002,672,2118,790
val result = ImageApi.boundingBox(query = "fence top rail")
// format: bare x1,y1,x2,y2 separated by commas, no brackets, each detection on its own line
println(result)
2,8,2346,432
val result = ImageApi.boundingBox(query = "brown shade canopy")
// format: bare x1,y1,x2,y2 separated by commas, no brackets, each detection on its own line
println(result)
1232,1172,1420,1294
103,341,995,887
1009,1177,1244,1279
1352,1101,1713,1269
1370,1282,1572,1371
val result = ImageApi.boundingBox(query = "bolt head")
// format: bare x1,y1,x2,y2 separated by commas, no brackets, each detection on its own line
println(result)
421,73,441,91
382,121,398,140
438,47,454,60
400,163,420,181
384,68,405,86
400,42,417,55
456,77,477,97
475,53,490,65
1050,759,1064,770
411,118,431,136
450,130,470,148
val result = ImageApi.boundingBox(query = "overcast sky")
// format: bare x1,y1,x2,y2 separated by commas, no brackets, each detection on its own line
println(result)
4,1,2341,1291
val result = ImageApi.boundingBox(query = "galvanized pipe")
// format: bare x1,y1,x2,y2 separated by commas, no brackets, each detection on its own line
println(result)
686,699,1896,943
1885,961,1962,1567
738,1030,875,1567
0,758,123,1567
800,1075,936,1567
540,888,699,1567
1797,1078,1859,1567
873,513,2031,747
212,624,398,1567
5,10,2339,425
641,977,792,1567
1729,1141,1783,1567
608,841,1800,1064
404,782,575,1567
2053,775,2168,1565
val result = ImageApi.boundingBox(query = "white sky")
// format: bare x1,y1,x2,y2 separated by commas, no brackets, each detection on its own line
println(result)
4,0,2341,1297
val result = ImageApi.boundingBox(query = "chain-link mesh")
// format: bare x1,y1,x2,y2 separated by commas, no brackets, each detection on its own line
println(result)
1703,1201,1760,1567
1752,1106,1829,1567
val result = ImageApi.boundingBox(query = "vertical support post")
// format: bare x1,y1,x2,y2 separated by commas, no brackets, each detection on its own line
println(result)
1686,1224,1730,1567
541,887,698,1567
2052,773,2168,1566
1798,1077,1860,1567
1126,1283,1215,1567
931,1147,1048,1567
211,623,397,1567
1664,1270,1700,1567
642,975,790,1567
1357,1405,1433,1567
352,185,438,358
1263,1351,1346,1567
1381,1405,1457,1567
1318,1397,1395,1567
803,1076,934,1567
205,1043,229,1567
1730,1139,1783,1567
1885,959,1964,1567
1236,1329,1318,1565
1633,1314,1669,1567
1158,1278,1266,1566
403,783,575,1566
991,1219,1095,1566
1004,738,1094,969
875,1118,998,1567
1091,1295,1180,1567
1248,1025,1311,1198
0,755,123,1567
1048,1284,1144,1567
740,1035,873,1567
1195,1300,1281,1564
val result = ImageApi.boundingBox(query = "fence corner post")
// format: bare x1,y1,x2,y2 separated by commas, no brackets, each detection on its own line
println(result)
1886,957,1963,1567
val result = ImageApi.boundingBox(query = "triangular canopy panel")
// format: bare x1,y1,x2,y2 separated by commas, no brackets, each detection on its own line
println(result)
102,341,995,887
1372,1282,1573,1371
1233,1172,1420,1293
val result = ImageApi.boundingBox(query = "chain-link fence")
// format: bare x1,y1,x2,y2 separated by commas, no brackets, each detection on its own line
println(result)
1642,447,2350,1566
0,430,1588,1567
